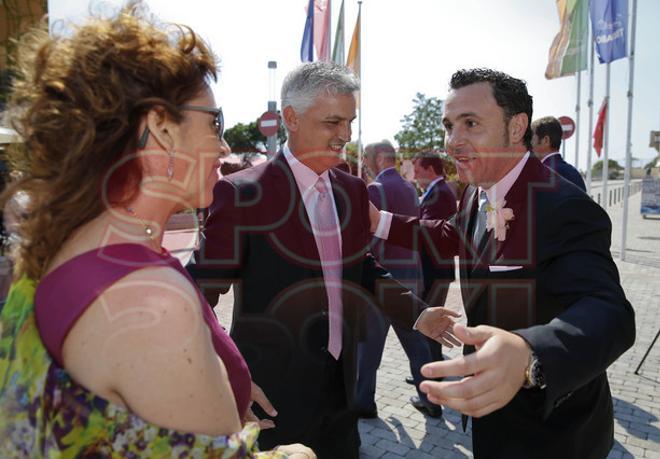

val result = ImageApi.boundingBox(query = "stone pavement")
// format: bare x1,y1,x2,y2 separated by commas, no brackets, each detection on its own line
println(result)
212,189,660,459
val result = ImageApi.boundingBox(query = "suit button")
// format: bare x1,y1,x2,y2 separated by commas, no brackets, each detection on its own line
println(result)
321,310,328,318
320,346,327,353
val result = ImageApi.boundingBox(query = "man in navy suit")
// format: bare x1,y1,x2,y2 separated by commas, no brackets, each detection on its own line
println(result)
531,116,586,191
371,68,635,458
357,141,442,418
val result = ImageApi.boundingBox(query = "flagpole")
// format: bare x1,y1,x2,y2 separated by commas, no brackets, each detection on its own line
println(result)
356,0,363,179
602,62,610,211
575,70,581,171
586,36,595,193
621,0,638,261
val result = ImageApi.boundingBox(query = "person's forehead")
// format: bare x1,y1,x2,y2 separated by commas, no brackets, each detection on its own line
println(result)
444,82,497,116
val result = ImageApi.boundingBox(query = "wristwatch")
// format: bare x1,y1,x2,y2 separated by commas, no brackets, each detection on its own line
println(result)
523,350,546,389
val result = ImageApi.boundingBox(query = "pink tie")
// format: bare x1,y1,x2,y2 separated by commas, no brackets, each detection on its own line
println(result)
313,178,343,359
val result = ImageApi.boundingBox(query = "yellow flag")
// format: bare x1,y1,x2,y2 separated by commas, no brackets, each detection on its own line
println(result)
346,9,360,77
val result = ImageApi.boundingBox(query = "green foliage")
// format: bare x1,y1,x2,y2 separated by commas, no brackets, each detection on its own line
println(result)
222,116,287,154
643,156,659,170
395,93,445,158
591,159,623,179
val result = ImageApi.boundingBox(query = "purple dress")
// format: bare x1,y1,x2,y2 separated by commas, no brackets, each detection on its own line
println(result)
34,243,252,419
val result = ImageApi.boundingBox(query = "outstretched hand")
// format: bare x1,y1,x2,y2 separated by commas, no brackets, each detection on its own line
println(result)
419,324,532,418
415,306,462,348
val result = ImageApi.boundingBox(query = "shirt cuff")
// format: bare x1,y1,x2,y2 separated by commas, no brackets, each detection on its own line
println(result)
374,211,393,240
412,308,429,331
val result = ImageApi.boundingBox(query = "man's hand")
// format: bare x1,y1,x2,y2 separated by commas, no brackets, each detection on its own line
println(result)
419,324,532,418
244,381,277,429
415,307,462,348
369,201,380,233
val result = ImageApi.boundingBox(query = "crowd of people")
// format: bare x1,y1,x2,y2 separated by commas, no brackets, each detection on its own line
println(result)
0,4,635,459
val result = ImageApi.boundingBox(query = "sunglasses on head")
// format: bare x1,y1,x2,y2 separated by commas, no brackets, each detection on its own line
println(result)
137,104,224,148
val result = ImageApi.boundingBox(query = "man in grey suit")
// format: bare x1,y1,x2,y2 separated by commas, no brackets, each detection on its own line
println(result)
356,141,442,418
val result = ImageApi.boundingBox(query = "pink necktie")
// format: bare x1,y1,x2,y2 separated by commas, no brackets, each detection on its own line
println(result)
313,178,343,359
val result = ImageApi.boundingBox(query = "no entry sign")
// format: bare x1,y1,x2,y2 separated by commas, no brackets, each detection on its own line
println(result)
258,111,280,137
558,116,576,140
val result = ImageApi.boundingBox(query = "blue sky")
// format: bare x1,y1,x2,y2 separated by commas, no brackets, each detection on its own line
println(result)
49,0,660,172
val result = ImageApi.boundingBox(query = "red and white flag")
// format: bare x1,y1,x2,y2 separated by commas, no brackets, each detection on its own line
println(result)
593,97,608,157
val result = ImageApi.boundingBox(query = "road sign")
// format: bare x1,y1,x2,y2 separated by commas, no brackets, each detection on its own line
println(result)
558,116,576,140
258,111,280,137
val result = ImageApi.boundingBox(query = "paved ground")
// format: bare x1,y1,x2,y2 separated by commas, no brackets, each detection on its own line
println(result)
212,188,660,458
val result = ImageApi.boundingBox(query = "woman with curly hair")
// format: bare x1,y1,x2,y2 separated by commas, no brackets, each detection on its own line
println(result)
0,4,313,458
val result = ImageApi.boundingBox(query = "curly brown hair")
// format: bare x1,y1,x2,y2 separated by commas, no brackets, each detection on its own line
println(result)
2,2,217,280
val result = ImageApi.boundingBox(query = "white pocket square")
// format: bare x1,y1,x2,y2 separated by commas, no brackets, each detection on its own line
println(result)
489,265,523,272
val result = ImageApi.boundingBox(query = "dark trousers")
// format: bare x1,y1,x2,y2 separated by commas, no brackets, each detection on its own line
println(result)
356,302,438,411
257,353,360,459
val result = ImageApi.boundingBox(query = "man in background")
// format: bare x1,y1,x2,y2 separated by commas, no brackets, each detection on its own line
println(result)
531,116,586,191
412,152,457,305
358,141,442,418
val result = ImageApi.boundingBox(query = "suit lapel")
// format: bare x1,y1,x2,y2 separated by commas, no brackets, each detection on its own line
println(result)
458,187,482,311
268,152,321,268
492,156,549,265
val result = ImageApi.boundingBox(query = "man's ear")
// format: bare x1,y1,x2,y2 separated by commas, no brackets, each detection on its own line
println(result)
541,135,552,148
508,113,528,146
146,106,176,151
282,106,299,132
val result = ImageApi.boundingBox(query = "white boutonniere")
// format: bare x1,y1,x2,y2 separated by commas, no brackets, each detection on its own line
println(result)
485,199,515,242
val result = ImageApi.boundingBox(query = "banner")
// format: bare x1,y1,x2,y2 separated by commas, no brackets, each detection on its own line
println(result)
332,0,345,65
346,9,360,77
300,0,314,62
590,0,628,64
593,97,608,157
545,0,589,79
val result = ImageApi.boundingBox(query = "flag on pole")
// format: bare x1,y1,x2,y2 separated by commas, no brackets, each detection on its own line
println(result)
590,0,628,64
346,8,360,77
332,0,345,65
300,0,314,62
593,97,608,157
314,0,331,61
545,0,589,79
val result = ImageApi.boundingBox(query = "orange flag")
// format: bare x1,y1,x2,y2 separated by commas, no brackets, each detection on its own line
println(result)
346,9,360,77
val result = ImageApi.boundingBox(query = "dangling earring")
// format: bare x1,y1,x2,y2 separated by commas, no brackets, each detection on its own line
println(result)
167,149,175,181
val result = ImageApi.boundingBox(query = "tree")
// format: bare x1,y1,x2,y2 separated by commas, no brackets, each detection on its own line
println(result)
395,93,445,158
223,117,287,154
591,159,623,180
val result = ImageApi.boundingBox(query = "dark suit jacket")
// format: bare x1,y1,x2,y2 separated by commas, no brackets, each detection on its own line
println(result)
190,152,424,441
367,168,421,285
418,179,457,301
387,156,635,459
543,153,586,191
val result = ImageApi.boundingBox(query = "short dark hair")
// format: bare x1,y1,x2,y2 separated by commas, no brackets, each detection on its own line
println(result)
449,68,533,150
531,116,562,150
413,152,445,176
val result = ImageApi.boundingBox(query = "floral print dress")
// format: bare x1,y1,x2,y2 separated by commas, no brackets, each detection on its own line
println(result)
0,278,286,458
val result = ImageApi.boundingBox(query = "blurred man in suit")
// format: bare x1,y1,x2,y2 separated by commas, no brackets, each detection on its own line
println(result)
531,116,586,191
412,152,457,305
371,68,635,458
357,141,442,418
190,61,457,458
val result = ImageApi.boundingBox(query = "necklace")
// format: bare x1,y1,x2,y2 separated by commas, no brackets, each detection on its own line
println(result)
125,206,154,239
